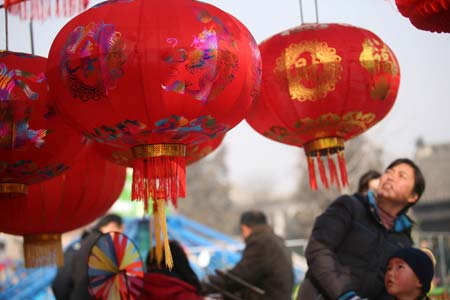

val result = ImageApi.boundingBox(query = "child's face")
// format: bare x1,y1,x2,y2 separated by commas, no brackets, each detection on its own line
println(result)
385,258,422,298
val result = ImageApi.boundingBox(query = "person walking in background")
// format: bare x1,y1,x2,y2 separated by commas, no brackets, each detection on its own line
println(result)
385,247,435,300
297,158,426,300
357,170,381,195
210,210,294,300
141,240,203,300
51,230,89,300
52,213,124,300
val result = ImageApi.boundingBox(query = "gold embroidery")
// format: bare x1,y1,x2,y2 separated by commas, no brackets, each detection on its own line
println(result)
294,111,376,138
263,111,377,144
274,40,343,102
360,38,399,100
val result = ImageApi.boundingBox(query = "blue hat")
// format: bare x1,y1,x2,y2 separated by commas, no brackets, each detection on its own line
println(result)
390,247,434,293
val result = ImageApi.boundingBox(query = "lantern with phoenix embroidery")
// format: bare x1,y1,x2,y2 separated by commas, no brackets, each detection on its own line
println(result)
396,0,450,33
246,23,400,190
0,51,84,198
47,0,261,267
0,142,126,268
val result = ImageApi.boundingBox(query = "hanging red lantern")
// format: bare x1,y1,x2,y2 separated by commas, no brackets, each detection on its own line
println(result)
395,0,450,33
0,141,126,268
47,0,260,267
0,51,84,198
246,23,400,190
4,0,89,20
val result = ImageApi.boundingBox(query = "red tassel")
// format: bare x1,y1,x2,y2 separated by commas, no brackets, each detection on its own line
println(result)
327,152,340,191
337,150,349,187
132,155,186,209
5,0,89,20
317,152,329,189
307,156,318,191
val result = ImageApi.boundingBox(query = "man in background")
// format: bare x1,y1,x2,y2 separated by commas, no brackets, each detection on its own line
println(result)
210,210,294,300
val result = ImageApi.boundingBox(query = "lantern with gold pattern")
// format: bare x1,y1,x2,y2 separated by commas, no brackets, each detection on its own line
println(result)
246,23,400,190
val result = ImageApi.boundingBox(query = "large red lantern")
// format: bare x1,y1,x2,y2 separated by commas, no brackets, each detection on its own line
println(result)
395,0,450,33
4,0,89,20
0,142,126,268
47,0,260,267
0,51,84,198
247,23,400,190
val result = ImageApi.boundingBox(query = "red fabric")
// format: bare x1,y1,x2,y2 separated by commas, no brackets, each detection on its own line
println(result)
246,23,400,189
47,0,260,204
140,273,203,300
0,141,126,235
5,0,89,20
4,0,24,7
0,51,84,188
48,0,259,147
396,0,450,33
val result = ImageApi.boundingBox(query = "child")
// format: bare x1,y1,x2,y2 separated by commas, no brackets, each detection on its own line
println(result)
385,247,435,300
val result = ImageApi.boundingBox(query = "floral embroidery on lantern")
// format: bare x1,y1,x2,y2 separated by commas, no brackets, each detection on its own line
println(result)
0,63,45,101
274,40,342,102
61,22,126,102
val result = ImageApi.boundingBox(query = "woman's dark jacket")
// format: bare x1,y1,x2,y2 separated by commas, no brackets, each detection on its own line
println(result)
297,192,414,300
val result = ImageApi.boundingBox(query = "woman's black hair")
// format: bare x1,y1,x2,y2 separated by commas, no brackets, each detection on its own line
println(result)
146,240,202,293
357,170,381,195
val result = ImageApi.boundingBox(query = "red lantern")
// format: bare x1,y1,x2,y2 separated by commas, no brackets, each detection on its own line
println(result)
47,0,260,267
0,51,84,198
396,0,450,33
0,142,126,268
4,0,89,20
246,23,400,190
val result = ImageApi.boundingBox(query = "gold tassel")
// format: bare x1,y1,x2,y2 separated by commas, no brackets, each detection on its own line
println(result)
157,198,173,270
23,234,63,268
153,206,163,266
148,214,153,264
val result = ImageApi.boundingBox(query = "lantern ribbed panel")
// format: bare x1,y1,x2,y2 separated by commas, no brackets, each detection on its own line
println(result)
246,23,400,190
47,0,260,267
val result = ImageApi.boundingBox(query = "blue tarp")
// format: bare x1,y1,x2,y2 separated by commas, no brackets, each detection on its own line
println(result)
0,215,305,300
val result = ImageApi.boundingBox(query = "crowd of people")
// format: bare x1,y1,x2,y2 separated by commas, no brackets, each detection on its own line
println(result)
48,157,441,300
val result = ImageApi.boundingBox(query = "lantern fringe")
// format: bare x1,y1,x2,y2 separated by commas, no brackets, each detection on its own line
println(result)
337,150,349,187
5,0,89,20
307,156,318,191
132,156,186,210
316,152,329,189
23,234,63,268
307,151,349,190
327,152,341,191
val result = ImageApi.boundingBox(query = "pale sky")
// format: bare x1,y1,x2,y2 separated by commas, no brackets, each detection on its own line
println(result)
2,0,450,195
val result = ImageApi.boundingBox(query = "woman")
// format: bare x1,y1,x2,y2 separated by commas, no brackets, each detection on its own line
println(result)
140,240,203,300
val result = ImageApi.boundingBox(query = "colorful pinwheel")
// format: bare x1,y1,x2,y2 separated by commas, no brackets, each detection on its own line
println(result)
88,232,144,300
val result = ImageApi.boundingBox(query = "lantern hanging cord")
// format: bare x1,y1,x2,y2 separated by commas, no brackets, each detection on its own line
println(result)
3,5,8,50
298,0,320,24
29,18,34,54
314,0,320,23
298,0,304,24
